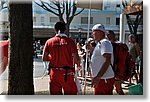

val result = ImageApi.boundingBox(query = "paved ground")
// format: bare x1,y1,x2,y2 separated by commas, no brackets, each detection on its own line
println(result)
0,75,129,95
0,56,131,95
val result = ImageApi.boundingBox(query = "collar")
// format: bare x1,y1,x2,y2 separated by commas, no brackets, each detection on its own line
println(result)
56,33,68,37
99,38,107,44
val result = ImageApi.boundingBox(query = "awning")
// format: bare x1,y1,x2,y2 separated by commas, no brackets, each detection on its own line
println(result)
75,0,103,10
123,5,143,15
123,0,143,15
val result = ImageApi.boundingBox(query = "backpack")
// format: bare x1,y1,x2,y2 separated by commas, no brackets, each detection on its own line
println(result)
111,43,135,81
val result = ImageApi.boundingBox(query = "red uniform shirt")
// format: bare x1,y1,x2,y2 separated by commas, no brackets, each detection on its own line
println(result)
43,36,77,68
0,40,9,58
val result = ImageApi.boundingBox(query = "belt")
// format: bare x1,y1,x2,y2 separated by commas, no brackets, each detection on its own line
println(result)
100,78,114,83
55,68,65,71
50,66,75,82
63,72,74,76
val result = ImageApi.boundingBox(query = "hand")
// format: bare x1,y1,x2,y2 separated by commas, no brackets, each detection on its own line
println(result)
91,76,100,88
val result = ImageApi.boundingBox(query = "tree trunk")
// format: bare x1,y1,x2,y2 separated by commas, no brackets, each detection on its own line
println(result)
126,14,142,42
8,2,34,95
66,23,70,37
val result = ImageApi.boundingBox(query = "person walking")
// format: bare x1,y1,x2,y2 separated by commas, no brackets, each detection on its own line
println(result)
91,24,115,95
76,42,85,77
42,21,80,95
107,30,125,95
128,34,141,85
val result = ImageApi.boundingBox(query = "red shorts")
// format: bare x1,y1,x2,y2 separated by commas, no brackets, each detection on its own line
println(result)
49,68,77,95
94,78,114,95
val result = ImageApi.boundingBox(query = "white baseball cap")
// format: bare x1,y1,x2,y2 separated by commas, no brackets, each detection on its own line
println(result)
92,24,106,33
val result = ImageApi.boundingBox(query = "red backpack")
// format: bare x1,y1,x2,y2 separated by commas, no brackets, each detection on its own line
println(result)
111,43,135,81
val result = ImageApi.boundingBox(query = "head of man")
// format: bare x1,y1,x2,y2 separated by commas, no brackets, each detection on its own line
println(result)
55,21,66,33
128,34,135,43
107,30,116,42
92,24,106,41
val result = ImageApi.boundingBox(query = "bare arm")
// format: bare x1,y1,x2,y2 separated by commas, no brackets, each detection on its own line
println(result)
72,52,80,68
42,51,51,61
134,43,142,64
135,43,141,56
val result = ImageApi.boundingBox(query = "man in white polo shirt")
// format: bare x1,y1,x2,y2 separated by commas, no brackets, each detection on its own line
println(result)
91,24,115,95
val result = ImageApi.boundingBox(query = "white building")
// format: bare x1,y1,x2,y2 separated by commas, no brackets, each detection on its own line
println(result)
32,0,142,43
0,9,9,39
0,0,143,44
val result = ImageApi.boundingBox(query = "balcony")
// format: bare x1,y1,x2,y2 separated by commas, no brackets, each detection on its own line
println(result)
33,23,143,34
70,23,142,31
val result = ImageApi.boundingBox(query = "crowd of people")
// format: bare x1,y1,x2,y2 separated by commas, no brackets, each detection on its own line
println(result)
33,40,43,58
41,22,142,95
0,21,142,95
75,24,142,95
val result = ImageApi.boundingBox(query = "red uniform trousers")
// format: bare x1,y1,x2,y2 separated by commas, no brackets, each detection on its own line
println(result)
94,78,114,95
49,68,77,95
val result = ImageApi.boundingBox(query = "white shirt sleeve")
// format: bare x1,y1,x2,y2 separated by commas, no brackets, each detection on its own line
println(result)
100,40,113,55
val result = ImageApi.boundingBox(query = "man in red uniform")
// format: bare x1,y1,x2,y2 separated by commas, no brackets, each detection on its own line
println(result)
42,21,80,95
0,40,9,75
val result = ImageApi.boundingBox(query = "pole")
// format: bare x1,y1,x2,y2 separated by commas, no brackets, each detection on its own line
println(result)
84,0,91,95
119,13,125,43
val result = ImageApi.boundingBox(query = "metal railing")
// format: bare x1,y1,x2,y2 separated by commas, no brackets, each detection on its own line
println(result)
33,23,143,32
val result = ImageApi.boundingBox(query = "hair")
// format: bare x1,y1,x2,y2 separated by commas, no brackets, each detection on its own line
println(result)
128,34,135,43
108,30,115,35
90,41,96,47
54,21,66,33
129,34,135,38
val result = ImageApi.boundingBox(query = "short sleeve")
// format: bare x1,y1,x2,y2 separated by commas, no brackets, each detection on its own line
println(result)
100,40,113,55
0,41,8,58
3,44,8,57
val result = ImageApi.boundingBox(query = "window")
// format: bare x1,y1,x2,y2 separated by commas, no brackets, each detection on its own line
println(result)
116,4,120,8
106,17,110,25
81,17,93,24
41,17,44,23
116,18,120,25
50,17,59,22
41,17,44,25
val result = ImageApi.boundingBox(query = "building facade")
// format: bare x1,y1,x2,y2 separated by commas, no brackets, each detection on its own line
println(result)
32,0,142,44
0,0,143,44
